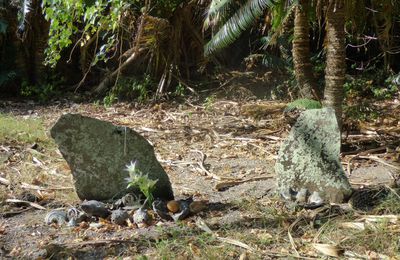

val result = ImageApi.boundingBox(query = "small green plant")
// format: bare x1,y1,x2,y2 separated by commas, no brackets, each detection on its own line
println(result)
174,82,185,97
20,73,64,102
343,102,379,121
133,75,151,102
125,161,158,204
103,93,118,107
106,75,153,103
344,70,399,100
204,94,216,111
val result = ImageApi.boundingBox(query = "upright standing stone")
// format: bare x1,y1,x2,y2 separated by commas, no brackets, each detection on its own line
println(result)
275,108,352,203
51,114,174,201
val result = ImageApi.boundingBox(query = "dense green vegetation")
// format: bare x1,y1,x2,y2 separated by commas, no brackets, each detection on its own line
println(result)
0,0,399,114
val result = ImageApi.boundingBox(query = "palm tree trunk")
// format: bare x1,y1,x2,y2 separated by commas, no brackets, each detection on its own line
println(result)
292,0,317,99
324,0,346,128
30,0,49,84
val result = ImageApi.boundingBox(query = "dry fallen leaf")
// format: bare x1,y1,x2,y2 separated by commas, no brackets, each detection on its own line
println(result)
239,251,249,260
9,246,21,257
189,243,201,257
0,224,6,235
366,250,390,259
361,215,398,224
339,222,366,230
313,243,344,257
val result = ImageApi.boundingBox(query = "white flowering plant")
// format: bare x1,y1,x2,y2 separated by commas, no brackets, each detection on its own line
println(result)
125,161,158,205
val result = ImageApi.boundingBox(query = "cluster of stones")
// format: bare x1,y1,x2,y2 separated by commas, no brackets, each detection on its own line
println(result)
45,194,204,227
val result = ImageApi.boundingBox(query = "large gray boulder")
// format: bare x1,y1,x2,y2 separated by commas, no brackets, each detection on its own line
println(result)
50,114,174,201
275,108,352,203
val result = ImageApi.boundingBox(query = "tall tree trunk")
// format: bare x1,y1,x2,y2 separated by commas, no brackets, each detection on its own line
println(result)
292,0,317,99
324,0,346,128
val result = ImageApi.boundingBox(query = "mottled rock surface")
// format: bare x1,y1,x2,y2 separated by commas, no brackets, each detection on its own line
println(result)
275,108,352,203
51,114,174,201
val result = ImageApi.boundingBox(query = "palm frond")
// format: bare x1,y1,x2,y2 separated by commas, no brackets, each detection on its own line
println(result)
208,0,236,16
204,0,236,30
204,0,276,56
263,3,295,47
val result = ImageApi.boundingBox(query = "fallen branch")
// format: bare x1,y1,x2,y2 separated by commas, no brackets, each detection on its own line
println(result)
20,182,74,191
92,48,145,95
195,218,255,252
190,149,222,181
5,199,46,210
215,176,274,191
357,155,400,170
288,216,302,257
0,208,33,218
55,239,136,247
359,214,398,224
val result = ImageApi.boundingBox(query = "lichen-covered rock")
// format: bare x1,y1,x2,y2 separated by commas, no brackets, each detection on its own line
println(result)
275,108,352,203
51,113,174,201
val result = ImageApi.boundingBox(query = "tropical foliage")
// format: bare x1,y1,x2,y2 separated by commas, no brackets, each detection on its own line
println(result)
0,0,399,105
203,0,400,122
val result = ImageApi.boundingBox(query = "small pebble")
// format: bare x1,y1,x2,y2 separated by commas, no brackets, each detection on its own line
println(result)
81,200,110,218
133,208,150,226
111,209,129,226
295,188,309,203
308,191,324,205
167,200,180,213
89,223,103,228
45,210,67,225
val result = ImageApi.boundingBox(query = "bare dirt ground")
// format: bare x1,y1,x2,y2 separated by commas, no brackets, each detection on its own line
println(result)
0,88,400,259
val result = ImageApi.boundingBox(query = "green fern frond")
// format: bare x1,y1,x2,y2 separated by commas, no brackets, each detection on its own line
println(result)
265,3,295,47
204,0,276,56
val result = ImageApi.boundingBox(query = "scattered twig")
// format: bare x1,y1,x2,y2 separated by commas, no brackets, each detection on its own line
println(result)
288,216,302,257
159,159,197,170
0,208,33,218
215,176,274,191
20,182,75,191
0,176,10,186
190,149,222,181
47,239,136,248
139,127,162,133
346,155,358,176
217,237,254,251
359,146,389,155
342,146,389,156
263,252,318,259
359,214,398,224
229,136,280,142
385,185,400,200
357,155,400,170
195,218,255,252
247,143,275,157
5,199,46,210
